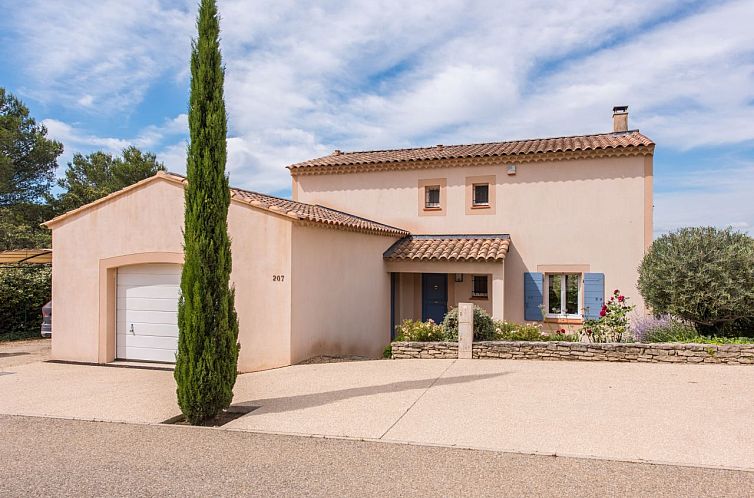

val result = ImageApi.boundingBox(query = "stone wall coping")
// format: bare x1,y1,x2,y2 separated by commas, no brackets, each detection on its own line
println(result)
390,340,754,364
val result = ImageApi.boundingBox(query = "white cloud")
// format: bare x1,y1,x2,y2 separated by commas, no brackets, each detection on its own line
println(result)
6,0,754,231
5,0,195,112
42,114,188,174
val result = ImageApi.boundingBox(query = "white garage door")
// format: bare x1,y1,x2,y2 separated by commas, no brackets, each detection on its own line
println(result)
116,263,181,363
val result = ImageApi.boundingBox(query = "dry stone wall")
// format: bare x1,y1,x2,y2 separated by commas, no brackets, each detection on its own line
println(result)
391,341,754,365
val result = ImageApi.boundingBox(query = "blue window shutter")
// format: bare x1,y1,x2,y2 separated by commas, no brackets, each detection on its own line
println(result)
583,273,605,320
524,272,543,321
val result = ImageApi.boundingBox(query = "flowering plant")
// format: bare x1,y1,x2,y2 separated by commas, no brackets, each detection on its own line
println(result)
581,289,636,343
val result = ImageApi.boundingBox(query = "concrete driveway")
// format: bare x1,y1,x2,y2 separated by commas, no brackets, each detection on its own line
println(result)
1,357,753,471
0,338,50,367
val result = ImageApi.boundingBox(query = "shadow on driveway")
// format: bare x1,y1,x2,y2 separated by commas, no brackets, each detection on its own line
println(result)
233,371,509,415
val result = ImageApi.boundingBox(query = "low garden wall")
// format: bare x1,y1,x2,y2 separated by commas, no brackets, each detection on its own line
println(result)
391,341,754,364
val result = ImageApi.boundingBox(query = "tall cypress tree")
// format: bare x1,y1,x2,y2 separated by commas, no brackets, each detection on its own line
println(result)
175,0,239,425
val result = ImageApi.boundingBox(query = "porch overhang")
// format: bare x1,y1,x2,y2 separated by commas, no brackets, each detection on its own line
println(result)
384,234,509,320
383,234,510,264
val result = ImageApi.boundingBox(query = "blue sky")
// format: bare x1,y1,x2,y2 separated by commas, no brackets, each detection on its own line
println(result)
1,0,753,235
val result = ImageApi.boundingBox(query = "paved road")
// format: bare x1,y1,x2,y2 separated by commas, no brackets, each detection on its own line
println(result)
1,415,752,497
3,359,754,470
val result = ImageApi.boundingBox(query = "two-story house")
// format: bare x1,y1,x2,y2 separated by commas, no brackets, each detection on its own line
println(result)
45,106,653,372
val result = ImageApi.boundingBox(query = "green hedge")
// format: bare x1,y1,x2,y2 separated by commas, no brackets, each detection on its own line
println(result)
0,265,51,341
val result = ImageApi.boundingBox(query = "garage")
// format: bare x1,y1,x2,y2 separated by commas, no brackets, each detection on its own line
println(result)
116,263,181,363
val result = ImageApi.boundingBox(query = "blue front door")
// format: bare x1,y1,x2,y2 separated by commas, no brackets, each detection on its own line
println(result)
422,273,448,324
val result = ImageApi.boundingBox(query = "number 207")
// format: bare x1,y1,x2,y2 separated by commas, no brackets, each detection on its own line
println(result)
273,275,285,282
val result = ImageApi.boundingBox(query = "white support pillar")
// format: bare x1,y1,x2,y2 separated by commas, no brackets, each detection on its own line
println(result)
492,267,505,321
458,302,473,359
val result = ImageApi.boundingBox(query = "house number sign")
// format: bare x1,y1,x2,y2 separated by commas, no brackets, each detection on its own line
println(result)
272,275,285,282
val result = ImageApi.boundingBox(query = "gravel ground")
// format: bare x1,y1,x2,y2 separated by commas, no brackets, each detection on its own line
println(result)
0,338,50,368
1,415,752,497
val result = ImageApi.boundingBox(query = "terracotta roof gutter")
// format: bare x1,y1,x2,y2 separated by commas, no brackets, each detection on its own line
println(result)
288,130,655,175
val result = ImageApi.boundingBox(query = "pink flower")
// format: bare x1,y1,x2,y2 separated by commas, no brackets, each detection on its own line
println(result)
599,309,606,317
618,295,625,302
613,289,620,295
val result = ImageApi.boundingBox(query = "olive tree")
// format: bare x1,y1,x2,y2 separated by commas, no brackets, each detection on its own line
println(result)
638,227,754,336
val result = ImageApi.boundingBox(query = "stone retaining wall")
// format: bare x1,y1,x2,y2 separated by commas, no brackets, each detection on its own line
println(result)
391,341,754,364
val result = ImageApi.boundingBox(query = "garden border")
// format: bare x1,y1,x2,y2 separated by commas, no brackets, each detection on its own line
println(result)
390,341,754,364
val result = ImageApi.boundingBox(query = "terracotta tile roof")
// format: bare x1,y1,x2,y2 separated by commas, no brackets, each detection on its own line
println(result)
44,172,408,237
289,130,654,172
384,234,510,262
230,187,408,237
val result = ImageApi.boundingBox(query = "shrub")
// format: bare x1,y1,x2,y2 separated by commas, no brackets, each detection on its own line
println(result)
394,319,446,342
443,305,495,341
690,336,754,345
638,316,700,343
494,321,579,342
581,289,635,343
383,344,392,358
495,322,541,341
0,265,51,341
638,227,754,337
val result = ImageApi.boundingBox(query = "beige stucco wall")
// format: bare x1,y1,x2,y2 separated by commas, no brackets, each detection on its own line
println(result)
49,177,294,372
394,272,494,325
228,201,293,372
289,225,397,362
295,155,650,323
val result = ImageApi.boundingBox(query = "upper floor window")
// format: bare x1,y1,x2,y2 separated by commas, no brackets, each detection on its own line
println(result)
425,185,441,208
546,273,580,317
473,184,489,206
465,175,495,215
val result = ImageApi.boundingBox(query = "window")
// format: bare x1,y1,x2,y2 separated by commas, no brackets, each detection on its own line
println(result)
546,273,580,317
472,184,489,206
465,176,495,215
472,275,488,298
425,185,440,208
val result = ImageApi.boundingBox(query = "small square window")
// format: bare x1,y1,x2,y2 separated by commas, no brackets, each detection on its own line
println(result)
425,186,440,208
473,184,489,206
472,275,488,298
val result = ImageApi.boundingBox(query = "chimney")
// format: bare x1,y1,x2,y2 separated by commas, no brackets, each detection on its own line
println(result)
612,105,628,132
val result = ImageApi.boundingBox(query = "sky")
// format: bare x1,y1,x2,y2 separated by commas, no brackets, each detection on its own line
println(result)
1,0,753,235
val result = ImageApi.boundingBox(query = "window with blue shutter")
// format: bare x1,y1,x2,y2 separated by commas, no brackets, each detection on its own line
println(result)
583,273,605,320
524,272,543,321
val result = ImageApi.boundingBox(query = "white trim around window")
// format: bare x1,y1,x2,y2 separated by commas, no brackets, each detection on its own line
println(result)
544,273,582,319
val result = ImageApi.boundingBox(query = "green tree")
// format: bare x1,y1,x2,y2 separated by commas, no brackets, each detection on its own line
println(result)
0,87,62,250
0,265,51,340
638,227,754,336
0,88,62,208
0,204,53,251
53,146,165,214
175,0,239,425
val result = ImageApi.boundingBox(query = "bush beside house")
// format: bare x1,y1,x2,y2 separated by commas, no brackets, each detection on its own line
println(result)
638,227,754,337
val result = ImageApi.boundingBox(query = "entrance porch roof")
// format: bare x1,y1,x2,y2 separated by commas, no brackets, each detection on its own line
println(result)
383,234,510,263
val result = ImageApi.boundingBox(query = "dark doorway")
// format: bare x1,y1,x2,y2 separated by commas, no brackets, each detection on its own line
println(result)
422,273,448,324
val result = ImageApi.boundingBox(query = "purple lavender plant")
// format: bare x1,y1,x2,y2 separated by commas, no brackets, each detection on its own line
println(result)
631,314,672,343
